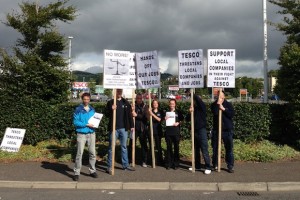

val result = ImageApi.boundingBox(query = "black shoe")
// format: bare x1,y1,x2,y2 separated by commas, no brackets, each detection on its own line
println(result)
73,175,79,181
166,166,170,170
123,166,135,171
106,168,112,175
228,168,234,173
173,166,179,170
90,172,98,178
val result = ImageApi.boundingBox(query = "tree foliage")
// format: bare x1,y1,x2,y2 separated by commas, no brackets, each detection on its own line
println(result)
0,0,76,103
269,0,300,103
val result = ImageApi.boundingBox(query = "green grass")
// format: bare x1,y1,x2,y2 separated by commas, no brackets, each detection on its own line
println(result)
0,139,299,163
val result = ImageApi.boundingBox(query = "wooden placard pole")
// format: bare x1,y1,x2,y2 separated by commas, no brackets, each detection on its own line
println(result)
132,89,136,167
217,88,222,172
111,89,117,175
190,88,195,173
148,90,156,168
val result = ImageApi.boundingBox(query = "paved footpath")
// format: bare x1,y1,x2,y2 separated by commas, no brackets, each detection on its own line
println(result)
0,160,299,191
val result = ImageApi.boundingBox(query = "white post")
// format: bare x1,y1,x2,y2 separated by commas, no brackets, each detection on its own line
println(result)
68,36,74,75
263,0,268,103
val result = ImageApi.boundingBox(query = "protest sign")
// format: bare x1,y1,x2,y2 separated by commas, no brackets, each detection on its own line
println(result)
207,49,236,88
0,128,26,152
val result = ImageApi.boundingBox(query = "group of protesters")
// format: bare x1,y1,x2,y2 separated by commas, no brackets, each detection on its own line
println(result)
72,89,235,181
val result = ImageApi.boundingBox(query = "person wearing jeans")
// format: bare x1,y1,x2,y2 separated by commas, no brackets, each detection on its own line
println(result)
106,89,135,174
211,91,235,173
188,94,211,174
73,92,98,181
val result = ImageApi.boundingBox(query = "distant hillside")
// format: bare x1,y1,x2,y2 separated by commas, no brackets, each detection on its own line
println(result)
73,71,102,84
85,66,102,74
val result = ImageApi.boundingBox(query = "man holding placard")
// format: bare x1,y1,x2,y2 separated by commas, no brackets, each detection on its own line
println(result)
106,89,135,174
73,93,98,181
211,91,235,173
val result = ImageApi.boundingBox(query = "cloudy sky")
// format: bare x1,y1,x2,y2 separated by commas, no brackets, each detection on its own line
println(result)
0,0,286,77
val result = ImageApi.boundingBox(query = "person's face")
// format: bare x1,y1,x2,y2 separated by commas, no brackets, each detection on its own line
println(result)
82,96,90,106
152,101,158,109
136,95,143,104
169,100,176,110
116,89,123,98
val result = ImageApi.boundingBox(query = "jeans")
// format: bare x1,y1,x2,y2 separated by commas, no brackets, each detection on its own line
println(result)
128,130,149,164
165,134,180,168
211,130,234,169
107,128,129,169
194,128,211,169
74,133,96,175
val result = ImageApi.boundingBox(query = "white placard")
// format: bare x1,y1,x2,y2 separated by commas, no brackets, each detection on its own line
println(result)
136,50,160,89
0,128,26,152
165,112,176,126
128,53,137,89
88,113,103,128
103,49,131,89
207,49,236,88
178,49,204,88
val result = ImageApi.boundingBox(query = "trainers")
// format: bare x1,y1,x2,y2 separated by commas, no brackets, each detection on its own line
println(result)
204,169,212,175
123,166,135,171
188,167,201,171
90,172,98,178
142,163,147,168
106,168,112,175
73,175,79,181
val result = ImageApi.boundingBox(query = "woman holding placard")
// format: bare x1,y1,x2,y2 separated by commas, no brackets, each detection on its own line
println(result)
147,99,164,166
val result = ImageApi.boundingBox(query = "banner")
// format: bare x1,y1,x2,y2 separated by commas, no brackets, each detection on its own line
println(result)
0,128,26,152
136,50,160,89
73,82,88,90
103,49,130,89
178,49,204,88
128,53,137,89
207,49,236,88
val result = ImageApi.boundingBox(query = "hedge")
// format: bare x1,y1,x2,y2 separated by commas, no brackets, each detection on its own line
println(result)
0,96,299,145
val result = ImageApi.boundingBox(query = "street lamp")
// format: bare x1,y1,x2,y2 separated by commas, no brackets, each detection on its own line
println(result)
68,36,74,76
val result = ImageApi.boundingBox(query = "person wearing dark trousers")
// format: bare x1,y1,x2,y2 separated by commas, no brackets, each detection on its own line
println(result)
165,99,184,170
106,89,135,174
128,93,149,167
211,91,235,173
73,93,98,181
147,99,164,166
188,94,211,175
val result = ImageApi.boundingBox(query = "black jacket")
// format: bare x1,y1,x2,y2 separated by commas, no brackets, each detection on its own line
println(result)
211,99,234,131
106,98,134,132
134,102,148,133
187,95,206,130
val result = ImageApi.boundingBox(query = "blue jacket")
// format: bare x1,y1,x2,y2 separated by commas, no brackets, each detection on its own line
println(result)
73,104,95,134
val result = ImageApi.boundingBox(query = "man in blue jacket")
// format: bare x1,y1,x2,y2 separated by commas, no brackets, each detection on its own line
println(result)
211,91,235,173
73,93,98,181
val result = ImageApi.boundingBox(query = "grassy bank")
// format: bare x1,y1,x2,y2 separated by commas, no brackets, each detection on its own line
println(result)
0,139,299,163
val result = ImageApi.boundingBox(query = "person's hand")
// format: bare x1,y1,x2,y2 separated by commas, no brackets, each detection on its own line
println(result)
132,111,137,117
189,106,194,112
148,109,153,116
86,123,94,128
174,122,180,126
165,116,169,120
112,104,117,110
131,128,135,133
219,104,225,111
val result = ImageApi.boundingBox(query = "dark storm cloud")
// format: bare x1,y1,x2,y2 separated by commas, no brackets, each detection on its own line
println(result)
0,0,286,76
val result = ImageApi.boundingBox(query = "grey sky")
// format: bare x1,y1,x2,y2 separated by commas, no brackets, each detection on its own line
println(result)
0,0,286,77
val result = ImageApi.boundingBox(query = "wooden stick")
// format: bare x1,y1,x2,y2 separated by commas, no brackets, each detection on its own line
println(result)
111,89,117,175
149,90,156,168
190,88,195,173
218,88,222,173
190,89,196,173
132,89,136,167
